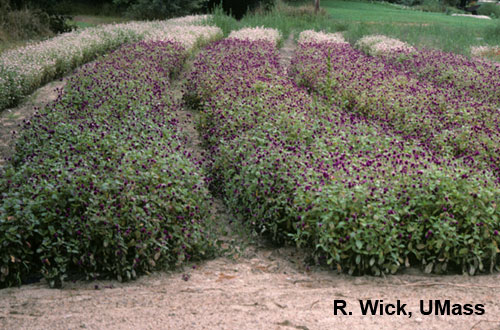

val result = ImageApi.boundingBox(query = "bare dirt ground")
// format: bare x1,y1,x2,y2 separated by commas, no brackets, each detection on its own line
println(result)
1,39,500,330
1,246,500,330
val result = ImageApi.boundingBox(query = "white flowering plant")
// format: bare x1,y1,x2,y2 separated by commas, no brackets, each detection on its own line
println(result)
166,14,212,25
355,35,416,56
228,27,282,46
470,45,500,63
298,30,347,45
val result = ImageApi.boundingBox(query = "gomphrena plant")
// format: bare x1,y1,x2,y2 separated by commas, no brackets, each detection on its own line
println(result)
366,44,500,107
0,40,217,288
187,37,500,276
290,39,500,183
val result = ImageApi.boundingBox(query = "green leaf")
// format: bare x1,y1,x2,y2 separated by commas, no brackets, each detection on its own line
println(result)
355,240,363,250
424,262,434,274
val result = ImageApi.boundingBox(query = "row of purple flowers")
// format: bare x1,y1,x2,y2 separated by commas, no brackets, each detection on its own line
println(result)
290,41,500,182
187,38,500,275
0,41,217,288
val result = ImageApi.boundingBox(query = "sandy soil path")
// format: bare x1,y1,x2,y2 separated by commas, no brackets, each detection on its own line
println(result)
1,246,500,330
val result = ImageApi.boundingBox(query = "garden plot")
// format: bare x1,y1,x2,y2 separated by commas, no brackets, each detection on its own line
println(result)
0,22,500,330
0,23,499,288
187,32,500,276
0,16,222,111
291,32,500,182
0,40,217,288
355,35,499,106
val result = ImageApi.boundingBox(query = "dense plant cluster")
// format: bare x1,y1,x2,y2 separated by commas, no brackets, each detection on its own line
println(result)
0,40,217,288
0,16,221,111
298,30,347,45
355,34,416,56
290,35,500,182
471,45,500,62
227,26,282,46
370,45,500,106
187,35,500,276
1,0,74,36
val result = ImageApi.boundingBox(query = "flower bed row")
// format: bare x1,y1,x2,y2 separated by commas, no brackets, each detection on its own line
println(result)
0,16,222,111
187,36,500,276
0,40,217,288
355,35,499,106
290,34,500,181
228,27,282,46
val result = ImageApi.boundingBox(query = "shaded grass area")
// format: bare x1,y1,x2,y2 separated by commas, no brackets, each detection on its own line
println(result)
210,0,500,55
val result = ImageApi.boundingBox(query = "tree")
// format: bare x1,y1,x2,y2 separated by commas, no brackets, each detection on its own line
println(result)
205,0,275,20
314,0,320,14
113,0,206,19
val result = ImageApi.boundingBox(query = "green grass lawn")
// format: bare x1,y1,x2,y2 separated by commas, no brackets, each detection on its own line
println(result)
322,0,500,52
323,0,491,27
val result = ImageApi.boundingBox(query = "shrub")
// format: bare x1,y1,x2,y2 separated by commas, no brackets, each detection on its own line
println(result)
0,7,53,41
47,14,74,34
1,0,74,35
478,3,500,18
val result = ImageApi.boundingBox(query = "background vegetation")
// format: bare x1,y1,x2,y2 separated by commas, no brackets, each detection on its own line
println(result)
2,0,499,55
210,0,500,55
